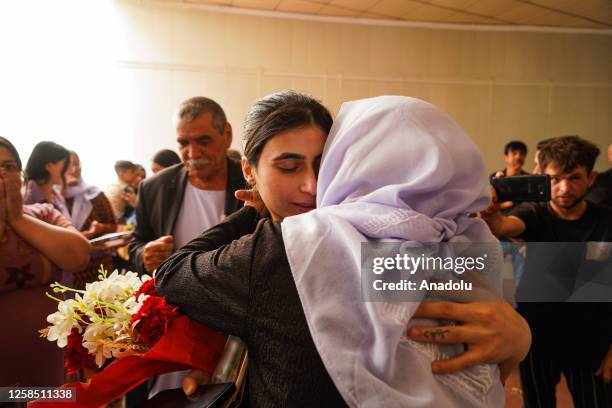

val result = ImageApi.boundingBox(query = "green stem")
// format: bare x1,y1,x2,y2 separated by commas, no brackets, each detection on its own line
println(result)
45,292,64,303
50,282,85,295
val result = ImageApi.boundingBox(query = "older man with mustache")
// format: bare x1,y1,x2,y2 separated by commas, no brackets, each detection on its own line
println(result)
128,96,246,276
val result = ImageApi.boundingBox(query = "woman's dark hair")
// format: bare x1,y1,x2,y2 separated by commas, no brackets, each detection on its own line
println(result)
25,141,71,184
0,136,22,171
242,91,333,166
152,149,181,168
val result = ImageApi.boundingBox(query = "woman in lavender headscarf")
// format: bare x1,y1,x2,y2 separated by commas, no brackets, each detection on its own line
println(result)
282,95,517,406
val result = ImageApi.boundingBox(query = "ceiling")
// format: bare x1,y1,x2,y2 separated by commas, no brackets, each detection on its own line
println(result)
153,0,612,29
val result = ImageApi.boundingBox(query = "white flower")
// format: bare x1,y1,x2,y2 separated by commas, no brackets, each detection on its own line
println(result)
111,303,135,333
46,299,79,348
44,269,154,361
82,322,116,367
83,270,147,306
123,295,147,314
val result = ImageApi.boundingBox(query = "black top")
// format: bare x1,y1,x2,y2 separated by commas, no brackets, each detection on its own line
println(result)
509,200,612,242
509,201,612,366
155,206,346,408
128,157,246,275
587,168,612,209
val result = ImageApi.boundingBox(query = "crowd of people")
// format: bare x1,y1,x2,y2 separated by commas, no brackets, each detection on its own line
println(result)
0,91,610,407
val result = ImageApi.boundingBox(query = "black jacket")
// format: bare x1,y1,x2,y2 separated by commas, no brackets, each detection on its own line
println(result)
155,206,346,407
128,157,246,274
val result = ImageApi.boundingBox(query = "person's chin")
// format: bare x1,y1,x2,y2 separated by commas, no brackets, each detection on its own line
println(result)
554,196,578,209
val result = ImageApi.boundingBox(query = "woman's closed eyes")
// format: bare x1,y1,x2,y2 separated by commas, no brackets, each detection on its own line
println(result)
275,160,301,173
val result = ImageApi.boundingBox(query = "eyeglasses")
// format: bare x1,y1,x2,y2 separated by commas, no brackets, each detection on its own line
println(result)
0,162,20,173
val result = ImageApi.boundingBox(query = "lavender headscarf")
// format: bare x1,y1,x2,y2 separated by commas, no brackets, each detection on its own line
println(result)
282,96,504,407
64,180,101,231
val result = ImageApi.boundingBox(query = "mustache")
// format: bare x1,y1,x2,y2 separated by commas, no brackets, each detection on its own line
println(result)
187,158,212,169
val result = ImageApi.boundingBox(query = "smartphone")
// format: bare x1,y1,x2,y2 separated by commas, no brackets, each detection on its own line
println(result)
88,231,133,245
124,185,137,194
491,175,551,202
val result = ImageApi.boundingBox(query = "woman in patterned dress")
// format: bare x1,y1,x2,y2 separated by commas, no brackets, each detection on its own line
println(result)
0,136,90,388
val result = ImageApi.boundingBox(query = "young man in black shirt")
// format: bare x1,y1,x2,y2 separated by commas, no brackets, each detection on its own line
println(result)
481,136,612,407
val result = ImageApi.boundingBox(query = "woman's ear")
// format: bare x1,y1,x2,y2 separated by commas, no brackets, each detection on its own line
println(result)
241,157,255,186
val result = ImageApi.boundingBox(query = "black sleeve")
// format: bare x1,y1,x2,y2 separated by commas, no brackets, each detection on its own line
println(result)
154,206,261,338
508,202,539,241
604,303,612,348
128,184,155,275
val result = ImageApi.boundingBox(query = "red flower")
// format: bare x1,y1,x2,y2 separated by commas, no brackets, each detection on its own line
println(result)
134,279,157,299
65,328,96,375
131,296,178,347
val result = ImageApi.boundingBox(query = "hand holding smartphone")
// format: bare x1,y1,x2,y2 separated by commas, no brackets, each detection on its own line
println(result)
491,174,551,203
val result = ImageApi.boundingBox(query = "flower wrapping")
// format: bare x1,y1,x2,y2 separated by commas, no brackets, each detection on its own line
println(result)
29,269,226,407
29,316,225,408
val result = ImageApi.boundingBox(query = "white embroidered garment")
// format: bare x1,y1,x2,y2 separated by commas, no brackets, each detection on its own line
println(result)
282,96,505,407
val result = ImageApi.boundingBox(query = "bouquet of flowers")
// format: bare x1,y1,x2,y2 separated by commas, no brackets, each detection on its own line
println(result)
30,267,226,408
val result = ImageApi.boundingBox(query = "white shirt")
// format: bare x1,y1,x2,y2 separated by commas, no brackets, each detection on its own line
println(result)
150,181,225,397
173,182,225,248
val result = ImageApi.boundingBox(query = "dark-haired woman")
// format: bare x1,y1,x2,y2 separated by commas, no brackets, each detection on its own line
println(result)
151,149,181,174
24,141,72,220
155,92,530,406
0,136,90,387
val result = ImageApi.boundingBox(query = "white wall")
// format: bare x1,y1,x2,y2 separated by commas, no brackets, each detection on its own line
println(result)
113,0,612,176
0,0,610,188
